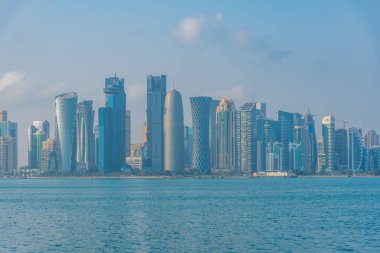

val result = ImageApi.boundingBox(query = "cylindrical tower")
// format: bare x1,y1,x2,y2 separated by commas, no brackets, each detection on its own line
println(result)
164,89,184,173
190,96,212,174
55,92,78,173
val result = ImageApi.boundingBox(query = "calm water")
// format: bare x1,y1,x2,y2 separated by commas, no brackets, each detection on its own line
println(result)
0,178,379,252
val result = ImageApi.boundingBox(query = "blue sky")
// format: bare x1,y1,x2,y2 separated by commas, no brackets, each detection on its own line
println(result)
0,0,380,165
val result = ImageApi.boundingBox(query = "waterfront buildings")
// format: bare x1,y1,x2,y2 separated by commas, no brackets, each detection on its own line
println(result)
209,99,220,169
76,101,95,171
335,128,348,171
98,75,127,173
365,130,379,149
321,115,336,173
146,75,166,172
40,138,60,173
267,142,283,171
28,120,50,169
164,89,184,173
240,102,256,174
184,126,193,168
55,92,78,173
126,110,131,159
190,96,212,174
302,112,317,173
348,127,363,172
215,99,236,173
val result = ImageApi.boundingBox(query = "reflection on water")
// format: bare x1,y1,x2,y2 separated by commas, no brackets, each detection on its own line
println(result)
0,178,379,252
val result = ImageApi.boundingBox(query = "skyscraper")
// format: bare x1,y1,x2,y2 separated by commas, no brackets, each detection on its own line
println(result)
216,99,236,173
289,142,303,171
322,115,336,173
348,127,363,173
146,75,166,172
28,120,50,169
240,102,256,174
0,112,17,176
98,107,112,173
302,112,317,173
267,142,283,172
164,89,184,173
76,100,95,171
278,110,295,171
209,99,220,169
40,138,60,174
255,103,266,172
55,92,78,173
98,75,127,172
364,130,380,149
335,128,348,171
190,96,212,174
184,126,193,168
126,110,131,159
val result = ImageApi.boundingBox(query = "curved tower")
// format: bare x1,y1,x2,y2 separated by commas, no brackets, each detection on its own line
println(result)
164,89,184,173
55,92,78,172
190,96,212,174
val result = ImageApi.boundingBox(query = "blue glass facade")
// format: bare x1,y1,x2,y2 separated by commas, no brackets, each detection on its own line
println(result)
98,107,112,173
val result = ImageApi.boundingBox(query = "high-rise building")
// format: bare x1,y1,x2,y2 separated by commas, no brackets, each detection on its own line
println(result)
215,99,236,173
146,75,166,172
76,100,95,171
164,89,184,173
289,142,303,171
0,112,17,176
190,96,212,174
235,110,241,172
34,129,47,168
255,103,266,172
100,75,127,172
142,122,147,144
55,92,78,173
0,110,7,122
28,120,50,169
184,126,193,168
322,115,336,173
302,112,317,173
335,128,348,171
126,110,131,159
209,99,220,169
348,127,363,172
267,142,283,172
365,130,380,149
240,102,256,174
40,138,60,174
367,146,380,171
98,107,112,173
278,110,295,171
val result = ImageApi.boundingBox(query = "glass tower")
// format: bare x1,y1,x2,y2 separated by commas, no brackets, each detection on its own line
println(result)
55,92,78,173
146,75,166,172
240,102,256,174
190,96,212,174
322,115,336,173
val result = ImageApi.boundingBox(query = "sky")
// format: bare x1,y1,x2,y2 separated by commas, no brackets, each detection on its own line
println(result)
0,0,380,165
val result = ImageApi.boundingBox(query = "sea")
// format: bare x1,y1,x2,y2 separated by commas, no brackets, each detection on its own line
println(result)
0,178,379,252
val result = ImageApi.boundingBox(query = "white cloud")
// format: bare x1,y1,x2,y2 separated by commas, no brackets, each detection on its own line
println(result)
235,29,250,47
214,13,224,23
0,71,26,91
174,16,205,43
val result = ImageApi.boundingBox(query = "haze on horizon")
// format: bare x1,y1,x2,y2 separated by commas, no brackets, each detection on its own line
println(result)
0,0,379,165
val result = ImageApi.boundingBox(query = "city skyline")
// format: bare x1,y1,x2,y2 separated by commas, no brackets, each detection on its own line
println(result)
1,1,380,165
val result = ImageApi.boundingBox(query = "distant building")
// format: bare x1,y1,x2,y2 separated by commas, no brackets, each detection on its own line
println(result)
146,75,166,172
216,99,236,173
126,110,131,159
40,138,60,173
76,100,95,171
348,127,363,172
267,142,283,172
365,130,379,149
367,146,380,171
289,142,303,171
142,122,147,144
164,89,184,173
184,126,193,168
240,102,256,174
190,96,212,174
0,111,17,176
322,115,336,173
209,99,220,169
255,103,266,172
335,128,348,171
98,75,127,173
28,120,50,169
55,92,78,173
302,112,317,173
278,110,299,171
